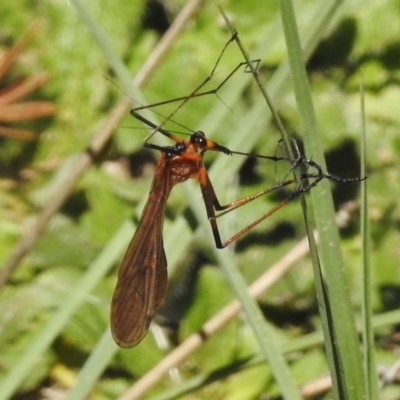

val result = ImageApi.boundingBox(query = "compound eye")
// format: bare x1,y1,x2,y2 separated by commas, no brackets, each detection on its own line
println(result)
191,131,206,146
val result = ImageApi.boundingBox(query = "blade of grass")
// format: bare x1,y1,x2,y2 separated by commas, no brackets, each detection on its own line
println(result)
65,328,118,400
359,75,378,398
279,0,366,398
0,222,134,400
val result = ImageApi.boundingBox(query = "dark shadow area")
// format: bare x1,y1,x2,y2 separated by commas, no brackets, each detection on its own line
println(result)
325,138,363,208
259,298,318,333
141,0,171,36
235,221,296,252
380,284,400,312
60,189,89,220
126,147,157,178
155,246,211,345
307,17,357,71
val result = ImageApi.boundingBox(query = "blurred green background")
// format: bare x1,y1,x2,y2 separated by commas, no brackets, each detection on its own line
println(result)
0,0,400,399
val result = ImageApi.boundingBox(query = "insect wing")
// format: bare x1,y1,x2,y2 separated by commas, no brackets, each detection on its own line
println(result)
111,177,169,348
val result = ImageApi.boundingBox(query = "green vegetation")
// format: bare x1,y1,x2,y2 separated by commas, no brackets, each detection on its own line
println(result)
0,0,399,399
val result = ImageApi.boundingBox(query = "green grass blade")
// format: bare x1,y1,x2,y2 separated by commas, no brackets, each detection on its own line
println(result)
70,0,133,91
65,329,118,400
359,75,379,398
279,0,366,398
0,222,134,400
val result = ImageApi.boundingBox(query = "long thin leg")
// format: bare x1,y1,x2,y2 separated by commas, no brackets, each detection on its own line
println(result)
132,33,260,141
198,160,365,249
133,61,257,113
198,166,301,248
131,109,184,143
133,31,258,113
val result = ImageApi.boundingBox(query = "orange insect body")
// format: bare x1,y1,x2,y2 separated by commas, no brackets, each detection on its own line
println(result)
111,131,229,347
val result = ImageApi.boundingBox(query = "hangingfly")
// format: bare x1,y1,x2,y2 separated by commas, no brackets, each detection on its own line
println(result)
111,25,366,348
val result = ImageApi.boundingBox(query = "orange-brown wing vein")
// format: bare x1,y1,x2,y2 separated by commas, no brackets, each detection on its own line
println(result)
111,161,172,348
